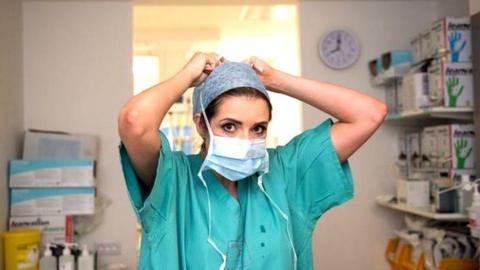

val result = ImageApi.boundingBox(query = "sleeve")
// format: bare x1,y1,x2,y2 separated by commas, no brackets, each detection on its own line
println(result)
275,118,354,226
118,131,181,224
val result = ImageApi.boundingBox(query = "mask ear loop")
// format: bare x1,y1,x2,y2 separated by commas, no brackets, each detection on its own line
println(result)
257,174,298,270
197,95,227,270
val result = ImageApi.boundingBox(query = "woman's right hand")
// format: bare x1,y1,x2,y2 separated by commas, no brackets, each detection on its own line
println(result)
182,52,225,87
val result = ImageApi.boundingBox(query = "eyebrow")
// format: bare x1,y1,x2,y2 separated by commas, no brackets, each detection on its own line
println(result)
220,118,269,126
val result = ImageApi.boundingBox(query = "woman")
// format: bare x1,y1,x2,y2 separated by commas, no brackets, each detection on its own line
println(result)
118,52,387,270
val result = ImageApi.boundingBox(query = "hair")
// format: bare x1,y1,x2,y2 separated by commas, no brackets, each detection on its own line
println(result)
200,87,272,129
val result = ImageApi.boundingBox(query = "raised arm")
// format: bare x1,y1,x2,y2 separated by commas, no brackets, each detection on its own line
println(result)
244,57,387,163
118,52,223,187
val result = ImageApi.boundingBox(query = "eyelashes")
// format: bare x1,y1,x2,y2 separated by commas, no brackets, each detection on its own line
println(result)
221,123,236,133
253,125,267,134
220,122,268,135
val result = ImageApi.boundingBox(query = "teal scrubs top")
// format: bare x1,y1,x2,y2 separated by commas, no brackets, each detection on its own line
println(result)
119,119,354,270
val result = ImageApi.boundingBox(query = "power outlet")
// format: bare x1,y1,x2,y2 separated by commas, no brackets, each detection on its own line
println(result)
95,242,121,256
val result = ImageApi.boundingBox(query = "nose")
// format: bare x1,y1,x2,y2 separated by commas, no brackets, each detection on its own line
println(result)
238,128,252,141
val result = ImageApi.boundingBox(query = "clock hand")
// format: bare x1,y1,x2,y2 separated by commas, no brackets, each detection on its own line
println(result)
327,47,340,56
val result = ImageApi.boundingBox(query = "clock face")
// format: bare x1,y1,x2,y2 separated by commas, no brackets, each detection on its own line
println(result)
318,30,360,70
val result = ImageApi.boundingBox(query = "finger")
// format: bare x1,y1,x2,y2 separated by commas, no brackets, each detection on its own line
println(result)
242,56,255,65
204,54,219,70
251,62,264,73
220,56,230,64
210,53,223,67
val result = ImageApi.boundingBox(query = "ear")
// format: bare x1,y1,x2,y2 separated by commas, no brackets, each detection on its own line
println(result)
193,113,208,139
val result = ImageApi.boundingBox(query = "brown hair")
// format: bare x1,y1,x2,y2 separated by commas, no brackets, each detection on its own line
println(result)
200,87,272,129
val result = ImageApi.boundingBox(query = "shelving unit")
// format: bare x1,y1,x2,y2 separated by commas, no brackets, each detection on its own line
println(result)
376,195,468,221
385,107,475,125
371,64,411,86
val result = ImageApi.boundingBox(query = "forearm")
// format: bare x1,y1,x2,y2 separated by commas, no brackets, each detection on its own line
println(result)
269,70,386,125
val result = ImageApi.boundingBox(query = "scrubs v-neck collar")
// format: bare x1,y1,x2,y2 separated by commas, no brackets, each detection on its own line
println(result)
192,154,250,212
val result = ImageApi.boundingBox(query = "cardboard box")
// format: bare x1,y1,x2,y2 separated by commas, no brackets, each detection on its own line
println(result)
420,28,433,60
385,87,400,114
428,62,473,107
10,188,95,216
9,216,73,244
376,56,383,75
430,17,472,63
381,50,412,70
435,124,475,169
401,73,430,111
406,132,422,166
421,126,437,166
9,160,95,188
410,34,422,63
397,179,430,208
23,129,99,160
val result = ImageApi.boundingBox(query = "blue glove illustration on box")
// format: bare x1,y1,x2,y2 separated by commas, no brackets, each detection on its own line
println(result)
449,31,466,62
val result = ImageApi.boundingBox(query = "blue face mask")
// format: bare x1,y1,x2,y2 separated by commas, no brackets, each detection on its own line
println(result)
203,135,269,181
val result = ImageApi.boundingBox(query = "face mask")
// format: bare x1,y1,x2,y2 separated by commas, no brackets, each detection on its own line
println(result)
199,98,269,181
204,136,269,181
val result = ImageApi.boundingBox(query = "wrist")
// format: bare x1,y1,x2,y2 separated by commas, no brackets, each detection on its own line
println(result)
266,69,290,94
176,66,199,88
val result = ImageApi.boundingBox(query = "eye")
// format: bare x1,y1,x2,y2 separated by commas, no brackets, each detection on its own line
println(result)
221,123,236,133
252,125,267,135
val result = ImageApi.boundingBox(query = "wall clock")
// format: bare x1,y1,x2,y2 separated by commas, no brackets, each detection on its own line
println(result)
318,30,360,70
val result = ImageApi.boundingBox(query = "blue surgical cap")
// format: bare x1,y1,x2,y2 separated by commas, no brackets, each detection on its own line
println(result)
192,62,269,116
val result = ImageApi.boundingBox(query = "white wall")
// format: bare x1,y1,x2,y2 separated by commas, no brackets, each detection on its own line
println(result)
0,0,24,267
22,1,135,267
299,1,467,269
471,0,480,15
437,0,469,18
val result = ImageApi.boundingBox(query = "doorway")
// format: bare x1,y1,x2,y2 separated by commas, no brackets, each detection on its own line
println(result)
133,4,302,152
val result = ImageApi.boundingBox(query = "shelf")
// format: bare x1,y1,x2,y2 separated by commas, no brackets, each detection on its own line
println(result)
386,107,474,125
376,195,468,221
371,64,411,86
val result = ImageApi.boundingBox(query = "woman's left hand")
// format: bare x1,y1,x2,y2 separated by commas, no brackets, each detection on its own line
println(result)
242,56,282,93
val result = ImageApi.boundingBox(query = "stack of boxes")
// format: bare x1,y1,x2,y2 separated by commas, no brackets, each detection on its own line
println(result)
428,17,473,109
397,124,476,213
370,17,474,114
8,130,98,247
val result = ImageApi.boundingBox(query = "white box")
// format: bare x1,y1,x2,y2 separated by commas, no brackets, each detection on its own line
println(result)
396,179,430,208
9,160,95,188
421,127,438,166
411,34,422,63
435,124,475,169
420,28,433,60
431,17,472,63
385,87,399,113
406,132,422,166
23,129,99,160
428,62,473,107
9,216,73,244
10,188,95,216
401,73,431,111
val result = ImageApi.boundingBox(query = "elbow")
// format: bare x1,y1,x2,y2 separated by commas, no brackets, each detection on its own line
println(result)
118,108,147,140
368,101,388,126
